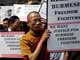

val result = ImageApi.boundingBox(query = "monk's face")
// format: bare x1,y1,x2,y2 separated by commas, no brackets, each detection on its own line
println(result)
28,13,42,32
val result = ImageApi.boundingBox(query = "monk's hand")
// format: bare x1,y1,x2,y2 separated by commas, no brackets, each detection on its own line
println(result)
41,29,49,42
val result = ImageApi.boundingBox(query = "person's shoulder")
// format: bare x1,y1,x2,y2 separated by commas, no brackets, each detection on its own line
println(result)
20,34,26,41
20,32,31,41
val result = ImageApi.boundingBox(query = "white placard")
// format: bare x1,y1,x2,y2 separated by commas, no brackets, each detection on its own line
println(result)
48,22,80,51
0,32,24,58
14,4,40,21
48,0,80,51
48,0,80,23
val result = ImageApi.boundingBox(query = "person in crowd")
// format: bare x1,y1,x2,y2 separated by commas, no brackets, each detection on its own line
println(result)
20,21,29,33
8,15,21,31
3,18,9,31
9,16,29,33
20,11,49,60
0,24,7,32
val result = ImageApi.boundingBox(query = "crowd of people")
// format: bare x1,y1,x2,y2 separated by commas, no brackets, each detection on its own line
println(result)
0,16,29,33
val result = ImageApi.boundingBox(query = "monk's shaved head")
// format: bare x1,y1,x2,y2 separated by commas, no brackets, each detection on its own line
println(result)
27,11,40,22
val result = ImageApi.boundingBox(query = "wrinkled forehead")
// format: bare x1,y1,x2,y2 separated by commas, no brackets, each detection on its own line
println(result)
31,12,40,17
28,13,41,22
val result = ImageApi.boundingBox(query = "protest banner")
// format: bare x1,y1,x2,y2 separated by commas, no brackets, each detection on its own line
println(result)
0,32,24,58
48,0,80,52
